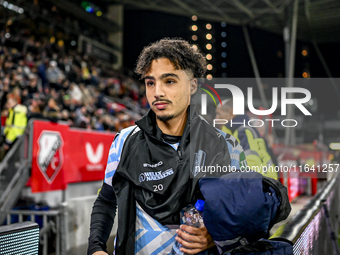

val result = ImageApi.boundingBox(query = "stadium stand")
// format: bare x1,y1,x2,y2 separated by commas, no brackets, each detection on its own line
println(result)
0,28,148,140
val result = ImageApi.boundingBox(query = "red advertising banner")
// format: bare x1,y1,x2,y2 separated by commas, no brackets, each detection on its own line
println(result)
66,128,115,183
31,120,116,192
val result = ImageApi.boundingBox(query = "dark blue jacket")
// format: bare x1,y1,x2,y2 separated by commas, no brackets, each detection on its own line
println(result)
199,172,292,255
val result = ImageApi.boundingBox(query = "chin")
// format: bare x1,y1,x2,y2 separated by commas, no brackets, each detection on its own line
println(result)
156,114,175,122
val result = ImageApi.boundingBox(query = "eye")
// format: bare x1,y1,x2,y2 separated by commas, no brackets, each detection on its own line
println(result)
166,79,175,84
145,80,155,86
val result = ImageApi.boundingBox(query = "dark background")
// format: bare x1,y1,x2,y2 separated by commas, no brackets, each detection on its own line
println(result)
123,9,340,79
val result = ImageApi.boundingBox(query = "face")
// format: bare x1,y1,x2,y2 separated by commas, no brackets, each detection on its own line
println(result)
5,98,16,109
48,98,56,108
144,58,197,122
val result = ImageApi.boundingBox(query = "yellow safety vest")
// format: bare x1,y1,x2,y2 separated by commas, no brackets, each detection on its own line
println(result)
222,125,278,180
4,104,27,145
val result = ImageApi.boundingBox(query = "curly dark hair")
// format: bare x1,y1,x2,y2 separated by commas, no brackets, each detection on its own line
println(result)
135,38,207,78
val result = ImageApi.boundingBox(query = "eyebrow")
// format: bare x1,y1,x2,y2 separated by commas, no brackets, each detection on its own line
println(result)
143,73,180,81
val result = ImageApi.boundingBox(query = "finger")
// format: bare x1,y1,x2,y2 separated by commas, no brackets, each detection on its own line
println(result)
176,230,201,243
180,225,205,235
180,247,204,254
175,236,203,249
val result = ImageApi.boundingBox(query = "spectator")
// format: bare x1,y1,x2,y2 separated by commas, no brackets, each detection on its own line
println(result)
0,96,27,160
68,82,83,105
81,61,91,84
61,94,76,112
46,60,63,90
215,99,278,179
27,74,41,95
74,106,88,128
93,110,105,131
60,109,70,122
61,79,70,92
94,88,105,109
11,87,22,104
80,83,93,106
0,77,10,110
38,59,48,88
249,117,279,168
43,98,60,122
27,97,45,121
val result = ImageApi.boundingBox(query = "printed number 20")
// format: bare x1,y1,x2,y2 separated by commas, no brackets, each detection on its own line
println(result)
153,184,163,192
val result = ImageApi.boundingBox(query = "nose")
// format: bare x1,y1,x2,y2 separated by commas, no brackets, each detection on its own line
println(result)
154,83,165,98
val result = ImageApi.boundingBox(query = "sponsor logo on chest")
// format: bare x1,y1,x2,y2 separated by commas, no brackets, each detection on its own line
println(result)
143,161,163,168
139,168,174,182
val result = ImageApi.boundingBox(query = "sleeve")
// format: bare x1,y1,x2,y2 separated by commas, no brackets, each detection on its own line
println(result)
4,127,17,145
87,133,121,255
104,133,121,186
87,183,117,255
4,111,17,146
88,126,137,254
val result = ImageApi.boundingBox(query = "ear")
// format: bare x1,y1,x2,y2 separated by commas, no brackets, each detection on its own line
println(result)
190,78,198,95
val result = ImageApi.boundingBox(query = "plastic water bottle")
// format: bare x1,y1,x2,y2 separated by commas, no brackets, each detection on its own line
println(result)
171,199,205,255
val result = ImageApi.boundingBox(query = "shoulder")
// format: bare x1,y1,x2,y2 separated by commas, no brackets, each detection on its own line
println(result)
116,125,140,139
105,125,140,185
215,128,242,150
237,125,260,139
110,125,140,153
14,104,28,114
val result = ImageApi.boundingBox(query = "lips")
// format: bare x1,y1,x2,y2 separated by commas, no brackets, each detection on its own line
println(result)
154,102,169,110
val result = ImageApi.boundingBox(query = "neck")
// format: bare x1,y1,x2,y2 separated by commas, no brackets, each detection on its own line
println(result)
156,110,188,136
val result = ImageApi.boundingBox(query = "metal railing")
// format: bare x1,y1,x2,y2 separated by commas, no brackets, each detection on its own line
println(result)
274,171,340,254
0,131,30,224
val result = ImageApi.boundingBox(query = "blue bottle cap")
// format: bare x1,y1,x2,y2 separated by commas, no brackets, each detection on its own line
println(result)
195,199,205,212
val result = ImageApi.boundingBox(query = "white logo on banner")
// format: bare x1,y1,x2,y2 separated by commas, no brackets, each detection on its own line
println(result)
86,142,104,164
86,142,104,171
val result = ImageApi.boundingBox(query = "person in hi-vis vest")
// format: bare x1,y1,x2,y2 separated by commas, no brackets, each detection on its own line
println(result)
3,96,27,150
215,99,278,180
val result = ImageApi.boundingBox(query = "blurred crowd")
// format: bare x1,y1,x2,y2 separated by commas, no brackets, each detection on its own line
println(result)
0,29,149,157
0,30,148,126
